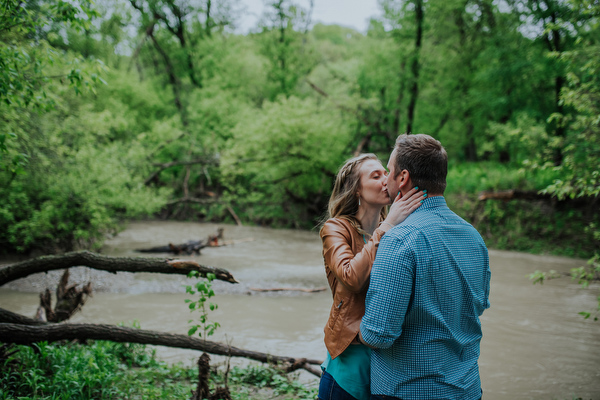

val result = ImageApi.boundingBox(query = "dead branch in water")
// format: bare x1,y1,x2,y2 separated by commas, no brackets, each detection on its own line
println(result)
36,270,92,323
135,229,253,254
250,287,327,293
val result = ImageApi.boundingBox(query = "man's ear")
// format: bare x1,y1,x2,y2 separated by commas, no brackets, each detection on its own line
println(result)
397,169,413,192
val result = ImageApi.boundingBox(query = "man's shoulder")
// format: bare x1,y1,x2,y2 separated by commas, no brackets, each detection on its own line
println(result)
380,220,423,249
389,203,485,245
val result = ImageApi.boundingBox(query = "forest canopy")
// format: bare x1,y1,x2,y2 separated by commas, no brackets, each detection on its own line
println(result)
0,0,598,258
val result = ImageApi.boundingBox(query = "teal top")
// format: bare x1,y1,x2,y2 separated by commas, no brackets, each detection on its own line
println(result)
321,344,371,400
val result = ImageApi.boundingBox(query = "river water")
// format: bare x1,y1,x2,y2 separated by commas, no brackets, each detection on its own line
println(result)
1,221,599,399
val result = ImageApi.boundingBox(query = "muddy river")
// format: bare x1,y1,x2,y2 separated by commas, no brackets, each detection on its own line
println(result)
1,221,599,399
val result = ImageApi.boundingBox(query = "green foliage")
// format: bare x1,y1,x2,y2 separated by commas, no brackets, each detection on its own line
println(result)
0,65,173,253
1,341,316,400
185,272,220,340
521,0,600,318
0,340,195,399
222,96,352,227
0,0,107,181
257,0,319,100
482,114,549,163
114,320,161,368
446,162,599,258
2,341,121,398
0,0,598,274
0,0,101,107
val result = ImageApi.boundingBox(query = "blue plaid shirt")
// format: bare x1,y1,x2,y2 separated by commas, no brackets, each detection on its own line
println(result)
360,196,490,400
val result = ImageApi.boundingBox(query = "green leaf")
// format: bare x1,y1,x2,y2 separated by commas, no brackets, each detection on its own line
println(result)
188,326,198,336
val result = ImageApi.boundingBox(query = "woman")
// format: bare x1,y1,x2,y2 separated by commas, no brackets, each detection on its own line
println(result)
318,153,425,400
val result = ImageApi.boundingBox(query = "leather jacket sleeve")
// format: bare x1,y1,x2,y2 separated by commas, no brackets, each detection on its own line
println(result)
320,218,386,293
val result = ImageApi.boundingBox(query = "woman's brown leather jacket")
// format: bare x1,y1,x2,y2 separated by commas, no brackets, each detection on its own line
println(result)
320,217,387,359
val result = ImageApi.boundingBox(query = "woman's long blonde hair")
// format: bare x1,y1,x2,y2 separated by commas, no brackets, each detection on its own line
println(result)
324,153,387,236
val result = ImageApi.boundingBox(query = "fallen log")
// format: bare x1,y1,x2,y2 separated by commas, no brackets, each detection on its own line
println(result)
0,307,46,326
0,322,322,377
213,238,255,247
136,228,225,255
136,238,255,254
250,287,327,293
137,241,207,255
0,250,238,287
478,190,553,202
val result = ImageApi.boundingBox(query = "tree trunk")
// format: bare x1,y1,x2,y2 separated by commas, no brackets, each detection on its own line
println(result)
393,61,407,135
464,122,477,161
406,0,424,135
0,322,322,377
148,27,188,126
0,250,238,287
544,9,565,166
206,0,212,36
278,0,287,94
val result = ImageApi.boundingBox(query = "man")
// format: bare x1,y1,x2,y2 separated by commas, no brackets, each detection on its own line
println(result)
360,134,491,400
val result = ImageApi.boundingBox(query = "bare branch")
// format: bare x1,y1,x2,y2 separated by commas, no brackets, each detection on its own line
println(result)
165,197,217,206
0,322,322,377
127,20,156,72
0,251,238,287
145,157,219,186
477,190,554,202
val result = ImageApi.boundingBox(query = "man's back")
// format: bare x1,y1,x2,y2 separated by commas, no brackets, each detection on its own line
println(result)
360,196,490,400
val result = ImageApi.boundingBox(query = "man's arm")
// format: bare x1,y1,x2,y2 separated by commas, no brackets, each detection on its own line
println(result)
360,230,415,349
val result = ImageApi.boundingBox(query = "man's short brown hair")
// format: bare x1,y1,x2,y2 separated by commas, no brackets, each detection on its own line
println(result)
392,134,448,195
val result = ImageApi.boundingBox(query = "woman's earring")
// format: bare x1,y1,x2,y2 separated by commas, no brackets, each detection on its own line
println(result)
358,197,361,206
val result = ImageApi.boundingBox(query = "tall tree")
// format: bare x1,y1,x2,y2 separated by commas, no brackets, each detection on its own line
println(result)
507,0,582,165
258,0,317,100
0,0,103,178
405,0,424,135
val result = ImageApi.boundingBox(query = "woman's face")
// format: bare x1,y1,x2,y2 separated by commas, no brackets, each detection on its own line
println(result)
358,159,390,207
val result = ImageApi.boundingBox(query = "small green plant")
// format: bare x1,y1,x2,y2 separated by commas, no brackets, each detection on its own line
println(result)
570,253,600,321
528,269,564,285
529,252,600,321
185,271,221,340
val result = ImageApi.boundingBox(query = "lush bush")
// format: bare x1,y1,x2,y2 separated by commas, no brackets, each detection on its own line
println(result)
445,162,599,258
0,68,172,254
221,96,352,228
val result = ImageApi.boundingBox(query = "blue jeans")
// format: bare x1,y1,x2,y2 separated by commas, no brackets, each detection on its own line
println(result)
318,371,358,400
